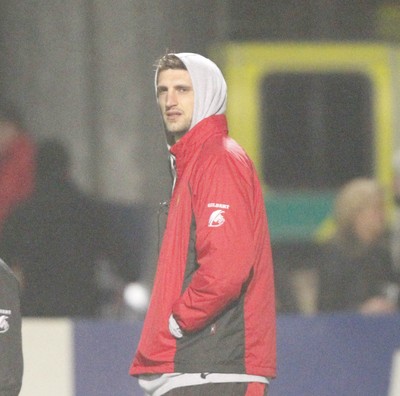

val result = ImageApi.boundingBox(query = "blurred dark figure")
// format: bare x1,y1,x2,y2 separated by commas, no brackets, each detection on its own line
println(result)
391,149,400,274
318,178,399,314
0,258,23,396
0,105,35,234
0,139,138,317
273,248,300,314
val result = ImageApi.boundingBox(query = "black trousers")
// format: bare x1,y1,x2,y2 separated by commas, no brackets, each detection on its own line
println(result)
164,382,268,395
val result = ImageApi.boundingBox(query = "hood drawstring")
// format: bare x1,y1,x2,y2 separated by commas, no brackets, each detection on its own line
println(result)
170,154,177,193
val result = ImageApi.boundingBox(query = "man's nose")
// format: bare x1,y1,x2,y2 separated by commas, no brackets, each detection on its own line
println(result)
166,90,178,107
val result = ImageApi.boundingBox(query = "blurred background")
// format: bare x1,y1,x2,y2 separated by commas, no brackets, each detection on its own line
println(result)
0,0,400,396
1,1,400,394
2,0,400,313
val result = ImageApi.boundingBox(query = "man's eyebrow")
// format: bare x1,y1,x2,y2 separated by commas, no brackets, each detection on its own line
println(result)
156,84,192,91
156,85,167,93
175,84,192,89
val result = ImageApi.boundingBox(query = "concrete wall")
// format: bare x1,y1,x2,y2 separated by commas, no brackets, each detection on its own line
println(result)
0,0,226,205
0,1,227,284
0,1,93,191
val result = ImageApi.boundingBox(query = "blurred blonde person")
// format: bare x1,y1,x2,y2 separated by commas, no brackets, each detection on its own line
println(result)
318,178,399,314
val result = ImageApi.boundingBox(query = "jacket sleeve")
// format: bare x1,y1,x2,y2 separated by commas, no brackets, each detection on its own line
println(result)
172,148,257,332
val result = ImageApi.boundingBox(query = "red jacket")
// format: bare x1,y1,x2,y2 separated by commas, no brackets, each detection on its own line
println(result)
130,115,276,377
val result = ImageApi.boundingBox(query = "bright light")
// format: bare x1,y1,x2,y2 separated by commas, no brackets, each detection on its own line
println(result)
123,282,150,313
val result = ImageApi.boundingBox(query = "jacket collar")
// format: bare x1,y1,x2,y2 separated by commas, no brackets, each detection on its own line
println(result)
170,114,228,176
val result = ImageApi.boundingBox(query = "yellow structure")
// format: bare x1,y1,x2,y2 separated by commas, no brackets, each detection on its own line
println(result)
211,42,400,242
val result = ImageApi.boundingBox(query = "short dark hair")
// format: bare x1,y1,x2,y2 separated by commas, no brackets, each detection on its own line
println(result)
155,53,187,74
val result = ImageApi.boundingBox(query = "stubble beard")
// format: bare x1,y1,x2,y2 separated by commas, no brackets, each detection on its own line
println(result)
165,120,191,143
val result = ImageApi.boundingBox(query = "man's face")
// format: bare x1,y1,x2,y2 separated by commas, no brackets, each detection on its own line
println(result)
156,68,194,142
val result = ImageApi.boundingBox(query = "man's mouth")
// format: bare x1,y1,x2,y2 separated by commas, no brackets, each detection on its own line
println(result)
166,111,181,121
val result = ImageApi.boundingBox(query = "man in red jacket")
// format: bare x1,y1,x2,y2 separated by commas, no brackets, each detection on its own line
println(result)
130,53,276,395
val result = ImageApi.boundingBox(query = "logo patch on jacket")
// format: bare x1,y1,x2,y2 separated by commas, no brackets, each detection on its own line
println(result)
208,209,226,227
0,314,10,333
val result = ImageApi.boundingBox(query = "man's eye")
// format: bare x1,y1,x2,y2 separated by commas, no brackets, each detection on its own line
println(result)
177,86,192,93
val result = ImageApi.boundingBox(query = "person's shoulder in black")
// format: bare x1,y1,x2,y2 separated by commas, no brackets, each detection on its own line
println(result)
0,259,23,396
